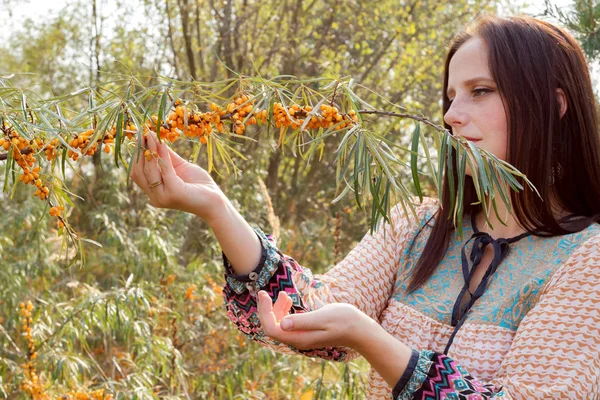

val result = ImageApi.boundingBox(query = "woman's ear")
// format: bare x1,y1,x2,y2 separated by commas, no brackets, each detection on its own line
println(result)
556,88,567,119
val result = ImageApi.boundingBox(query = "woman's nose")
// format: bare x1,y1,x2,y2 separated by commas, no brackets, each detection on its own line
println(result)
444,99,468,127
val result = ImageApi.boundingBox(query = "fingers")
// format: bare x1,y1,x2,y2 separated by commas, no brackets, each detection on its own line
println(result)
280,311,326,332
144,133,164,190
130,138,151,193
257,290,279,329
257,290,330,350
272,291,293,321
166,145,188,169
154,135,178,181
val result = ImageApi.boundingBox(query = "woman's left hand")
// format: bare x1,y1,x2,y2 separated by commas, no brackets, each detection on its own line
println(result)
256,290,369,351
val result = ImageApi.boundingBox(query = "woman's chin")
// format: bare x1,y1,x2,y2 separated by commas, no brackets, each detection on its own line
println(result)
465,165,473,177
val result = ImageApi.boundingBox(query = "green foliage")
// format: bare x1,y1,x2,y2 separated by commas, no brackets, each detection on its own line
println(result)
0,0,532,398
542,0,600,60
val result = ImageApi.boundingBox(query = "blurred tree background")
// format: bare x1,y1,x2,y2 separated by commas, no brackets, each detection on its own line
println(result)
1,0,593,398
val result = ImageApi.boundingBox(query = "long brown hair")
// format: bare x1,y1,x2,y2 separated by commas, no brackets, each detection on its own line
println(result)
405,15,600,294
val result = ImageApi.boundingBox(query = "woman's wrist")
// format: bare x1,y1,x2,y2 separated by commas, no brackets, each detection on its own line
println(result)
204,195,263,276
351,314,413,389
200,192,231,228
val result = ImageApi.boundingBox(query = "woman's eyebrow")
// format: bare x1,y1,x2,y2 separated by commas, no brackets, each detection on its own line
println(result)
446,77,496,98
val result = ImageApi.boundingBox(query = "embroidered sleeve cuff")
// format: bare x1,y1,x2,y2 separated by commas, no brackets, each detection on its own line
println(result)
394,349,435,400
392,349,420,398
412,352,502,398
223,227,281,295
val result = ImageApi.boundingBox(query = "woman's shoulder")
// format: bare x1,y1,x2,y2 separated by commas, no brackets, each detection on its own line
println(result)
574,223,600,251
386,197,440,236
390,196,440,222
542,228,600,294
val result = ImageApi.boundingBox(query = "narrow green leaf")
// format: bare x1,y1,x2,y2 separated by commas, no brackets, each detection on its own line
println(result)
421,128,438,192
446,134,456,219
156,89,168,141
332,183,352,204
437,133,447,200
21,93,27,121
456,147,467,231
3,148,13,192
467,141,490,193
115,110,124,168
61,146,67,181
353,134,362,209
337,140,357,185
5,115,31,140
410,123,423,201
207,136,214,173
490,164,511,209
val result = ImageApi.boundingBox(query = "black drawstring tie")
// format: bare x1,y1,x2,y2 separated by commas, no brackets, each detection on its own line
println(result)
443,213,531,355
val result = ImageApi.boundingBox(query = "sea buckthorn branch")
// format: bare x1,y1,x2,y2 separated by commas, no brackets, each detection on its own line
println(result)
18,301,49,399
0,74,537,253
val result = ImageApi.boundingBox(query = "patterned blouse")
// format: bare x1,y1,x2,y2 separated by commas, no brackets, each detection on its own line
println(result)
222,197,600,399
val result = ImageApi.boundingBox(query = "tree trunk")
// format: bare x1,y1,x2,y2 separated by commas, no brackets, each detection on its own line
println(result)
176,0,197,79
165,0,180,77
91,0,103,184
221,0,235,77
194,0,206,77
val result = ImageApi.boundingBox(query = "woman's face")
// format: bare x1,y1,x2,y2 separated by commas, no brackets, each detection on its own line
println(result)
444,36,508,170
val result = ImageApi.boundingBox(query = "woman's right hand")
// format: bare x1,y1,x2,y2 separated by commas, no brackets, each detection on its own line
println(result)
129,131,226,223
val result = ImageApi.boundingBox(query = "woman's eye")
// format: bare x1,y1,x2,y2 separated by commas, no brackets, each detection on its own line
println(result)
473,88,491,97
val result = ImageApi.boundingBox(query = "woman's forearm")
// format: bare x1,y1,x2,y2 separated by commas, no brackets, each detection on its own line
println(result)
204,195,262,275
354,316,413,389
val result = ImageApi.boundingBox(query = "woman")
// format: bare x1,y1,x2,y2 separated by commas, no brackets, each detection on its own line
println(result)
130,15,600,399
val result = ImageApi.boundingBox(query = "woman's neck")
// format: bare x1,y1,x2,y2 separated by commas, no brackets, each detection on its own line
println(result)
474,199,527,239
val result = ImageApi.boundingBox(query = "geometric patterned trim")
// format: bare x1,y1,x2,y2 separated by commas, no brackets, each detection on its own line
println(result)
412,352,507,399
395,349,435,399
222,228,348,362
224,227,281,295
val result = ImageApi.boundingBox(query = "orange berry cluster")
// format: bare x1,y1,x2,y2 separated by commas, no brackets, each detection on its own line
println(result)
160,99,224,144
143,149,159,162
0,129,51,201
62,389,114,400
109,122,137,141
19,301,36,357
67,129,117,161
43,138,61,161
184,284,196,301
273,103,358,130
19,301,49,399
49,205,65,228
226,95,266,135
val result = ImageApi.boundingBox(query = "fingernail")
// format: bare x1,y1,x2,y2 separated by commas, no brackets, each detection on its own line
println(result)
280,319,292,331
